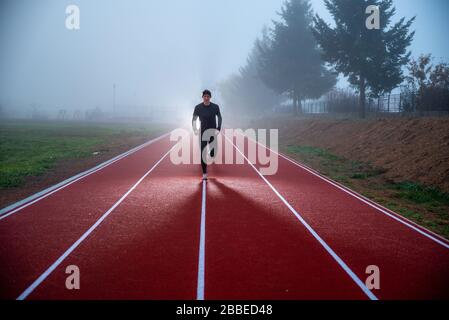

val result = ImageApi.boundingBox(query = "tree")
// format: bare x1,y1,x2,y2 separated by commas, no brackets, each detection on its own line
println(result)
429,61,449,90
258,0,336,115
403,54,449,112
312,0,415,118
428,60,449,112
219,28,284,116
406,54,432,91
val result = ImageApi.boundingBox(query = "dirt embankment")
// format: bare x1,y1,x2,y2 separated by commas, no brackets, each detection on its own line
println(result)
250,116,449,193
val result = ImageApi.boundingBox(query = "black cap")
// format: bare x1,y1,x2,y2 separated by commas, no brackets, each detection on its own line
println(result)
202,89,212,97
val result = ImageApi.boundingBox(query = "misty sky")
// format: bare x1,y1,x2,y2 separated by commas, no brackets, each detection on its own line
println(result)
1,0,448,115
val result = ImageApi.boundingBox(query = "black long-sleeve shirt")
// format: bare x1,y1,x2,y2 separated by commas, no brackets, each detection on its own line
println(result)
192,102,222,133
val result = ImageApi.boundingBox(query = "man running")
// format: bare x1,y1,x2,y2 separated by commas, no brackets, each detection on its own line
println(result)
192,89,222,180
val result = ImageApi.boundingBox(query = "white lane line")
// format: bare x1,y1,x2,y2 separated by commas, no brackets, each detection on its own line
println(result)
0,131,172,221
16,143,177,300
242,133,449,250
196,179,207,300
224,134,378,300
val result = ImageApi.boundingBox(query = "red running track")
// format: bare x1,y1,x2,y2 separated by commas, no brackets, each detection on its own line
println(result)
0,130,448,300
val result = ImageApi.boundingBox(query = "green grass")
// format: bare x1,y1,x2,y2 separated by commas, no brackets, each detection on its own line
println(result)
390,181,449,205
286,145,384,180
383,201,449,236
0,120,164,188
286,145,342,162
362,181,448,238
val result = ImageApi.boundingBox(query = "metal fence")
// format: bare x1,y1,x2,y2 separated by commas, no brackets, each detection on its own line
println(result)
302,93,402,114
300,92,449,116
367,94,402,113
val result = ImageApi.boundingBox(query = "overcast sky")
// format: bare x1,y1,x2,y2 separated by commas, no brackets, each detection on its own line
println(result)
0,0,448,114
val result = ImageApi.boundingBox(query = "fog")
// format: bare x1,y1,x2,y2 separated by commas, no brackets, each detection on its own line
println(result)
0,0,448,121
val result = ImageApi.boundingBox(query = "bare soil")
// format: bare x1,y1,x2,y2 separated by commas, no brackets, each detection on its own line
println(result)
250,116,449,193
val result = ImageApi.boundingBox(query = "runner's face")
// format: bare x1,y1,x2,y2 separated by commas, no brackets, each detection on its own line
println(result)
203,94,211,104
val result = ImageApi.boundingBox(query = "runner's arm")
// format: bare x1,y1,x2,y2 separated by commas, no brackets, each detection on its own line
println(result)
192,107,199,134
216,106,222,132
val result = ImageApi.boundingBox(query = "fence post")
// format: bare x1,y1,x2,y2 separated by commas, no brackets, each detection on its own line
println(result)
387,92,391,113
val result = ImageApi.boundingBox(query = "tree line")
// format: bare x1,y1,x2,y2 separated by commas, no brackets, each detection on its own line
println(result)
219,0,418,118
401,54,449,113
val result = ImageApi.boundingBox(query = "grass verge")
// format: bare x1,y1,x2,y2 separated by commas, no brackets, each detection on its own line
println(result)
284,144,449,239
0,120,167,188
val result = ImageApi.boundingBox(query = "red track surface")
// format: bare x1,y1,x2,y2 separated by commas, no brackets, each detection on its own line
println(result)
1,130,448,300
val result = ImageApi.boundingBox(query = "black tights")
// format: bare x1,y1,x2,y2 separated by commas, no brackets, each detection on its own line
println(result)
200,135,215,174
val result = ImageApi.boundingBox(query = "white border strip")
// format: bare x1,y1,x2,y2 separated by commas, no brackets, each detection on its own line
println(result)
196,180,207,300
240,131,449,249
0,131,172,221
17,143,177,300
225,134,378,300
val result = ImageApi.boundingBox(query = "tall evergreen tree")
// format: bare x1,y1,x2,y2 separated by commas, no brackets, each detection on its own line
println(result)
219,29,283,116
312,0,415,117
258,0,336,115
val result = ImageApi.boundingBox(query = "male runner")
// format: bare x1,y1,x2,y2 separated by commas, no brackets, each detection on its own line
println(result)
192,89,222,180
